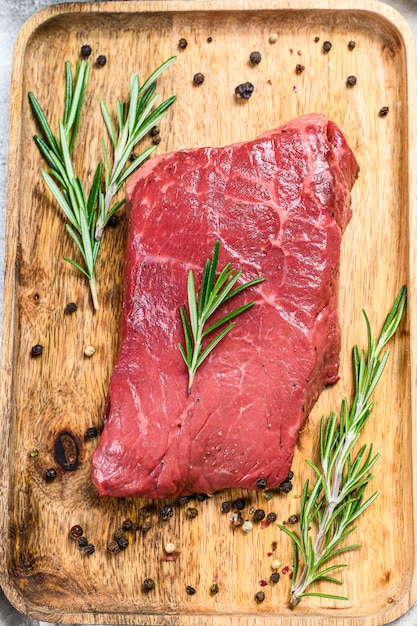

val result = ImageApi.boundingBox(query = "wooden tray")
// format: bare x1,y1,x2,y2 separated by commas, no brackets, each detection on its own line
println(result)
1,1,416,624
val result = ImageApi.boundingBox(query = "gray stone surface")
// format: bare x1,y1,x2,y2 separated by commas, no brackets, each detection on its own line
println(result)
1,0,417,624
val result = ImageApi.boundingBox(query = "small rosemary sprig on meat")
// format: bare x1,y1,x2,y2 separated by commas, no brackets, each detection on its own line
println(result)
29,57,176,310
178,241,265,393
278,285,407,608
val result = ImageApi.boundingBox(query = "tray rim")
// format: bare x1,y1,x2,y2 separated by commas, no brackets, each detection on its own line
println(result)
1,0,417,624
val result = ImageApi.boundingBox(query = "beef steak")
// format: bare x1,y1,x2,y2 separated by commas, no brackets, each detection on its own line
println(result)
92,113,359,499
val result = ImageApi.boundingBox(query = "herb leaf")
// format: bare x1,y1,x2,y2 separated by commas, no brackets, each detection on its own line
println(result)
278,285,407,608
178,241,266,393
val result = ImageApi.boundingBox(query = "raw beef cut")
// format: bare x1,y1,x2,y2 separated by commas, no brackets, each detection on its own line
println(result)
92,113,359,499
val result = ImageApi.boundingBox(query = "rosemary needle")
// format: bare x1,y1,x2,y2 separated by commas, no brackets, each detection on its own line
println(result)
178,241,266,393
278,285,407,608
29,57,176,310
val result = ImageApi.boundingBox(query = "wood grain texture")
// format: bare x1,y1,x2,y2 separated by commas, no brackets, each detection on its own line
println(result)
0,1,416,624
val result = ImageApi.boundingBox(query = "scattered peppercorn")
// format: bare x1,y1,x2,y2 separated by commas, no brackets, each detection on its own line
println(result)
262,490,273,501
256,477,267,490
255,591,265,603
96,54,107,66
45,467,57,481
178,38,188,49
242,520,253,532
31,344,44,357
142,521,152,532
314,36,320,42
84,345,95,357
186,507,199,519
288,514,299,524
160,504,174,521
131,522,140,531
186,585,196,595
178,495,192,504
348,40,356,50
83,543,95,555
207,36,213,43
323,41,332,52
70,525,83,539
80,44,92,58
279,480,293,493
117,535,129,550
266,512,277,523
379,106,389,117
271,558,281,570
230,512,244,527
270,572,281,583
152,135,161,145
78,536,88,548
296,64,305,74
107,214,119,227
164,542,176,554
113,527,124,541
220,501,231,513
286,471,294,480
107,540,120,554
150,126,160,137
269,33,278,43
122,518,133,530
232,497,246,510
249,51,262,65
85,426,98,439
194,493,207,502
65,302,77,313
144,578,155,591
254,509,266,521
193,72,205,85
210,582,219,595
347,75,357,87
235,82,254,99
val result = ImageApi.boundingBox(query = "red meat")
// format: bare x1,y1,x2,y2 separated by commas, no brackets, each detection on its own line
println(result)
92,113,359,499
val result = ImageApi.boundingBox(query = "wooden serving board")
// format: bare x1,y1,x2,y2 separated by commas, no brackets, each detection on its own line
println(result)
1,1,416,624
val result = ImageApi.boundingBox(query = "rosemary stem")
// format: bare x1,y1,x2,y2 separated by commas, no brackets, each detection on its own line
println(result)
89,276,99,311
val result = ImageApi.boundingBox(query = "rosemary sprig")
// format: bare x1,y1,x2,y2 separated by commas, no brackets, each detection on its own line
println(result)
278,285,407,608
178,241,266,393
29,57,176,310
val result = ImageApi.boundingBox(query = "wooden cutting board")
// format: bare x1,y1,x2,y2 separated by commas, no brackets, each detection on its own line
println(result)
1,1,416,624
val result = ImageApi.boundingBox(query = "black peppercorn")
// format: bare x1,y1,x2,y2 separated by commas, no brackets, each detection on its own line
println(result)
220,501,231,513
288,514,299,524
210,582,219,594
139,506,151,518
122,518,133,530
117,535,129,550
323,41,332,52
144,578,155,591
178,38,188,49
108,214,119,227
348,40,356,50
255,591,265,603
186,585,196,595
45,467,57,481
96,55,107,66
379,106,389,117
31,344,44,357
186,507,199,519
296,64,305,74
232,497,246,510
194,493,207,502
78,536,88,548
266,512,277,523
347,75,357,87
254,509,266,521
207,36,213,43
142,521,152,532
113,527,124,541
270,572,281,583
70,525,83,539
256,477,267,490
160,504,174,521
279,480,293,493
249,51,262,65
235,82,255,99
65,302,77,313
179,495,192,504
85,426,98,439
150,126,160,137
83,543,95,555
131,522,140,532
286,471,294,480
193,72,205,85
314,36,320,43
107,540,120,554
80,45,92,58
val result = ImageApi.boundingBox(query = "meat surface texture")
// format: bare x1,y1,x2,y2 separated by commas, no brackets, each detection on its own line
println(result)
92,113,359,499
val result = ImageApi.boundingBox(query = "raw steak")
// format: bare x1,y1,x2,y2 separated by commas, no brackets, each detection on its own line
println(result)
92,113,359,499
